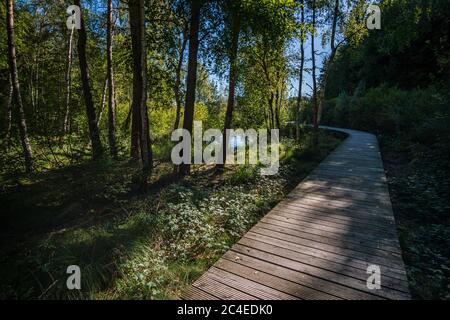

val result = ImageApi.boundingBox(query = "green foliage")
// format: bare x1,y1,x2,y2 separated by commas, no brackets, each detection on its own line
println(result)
228,165,258,185
323,86,449,140
382,136,450,299
326,0,450,97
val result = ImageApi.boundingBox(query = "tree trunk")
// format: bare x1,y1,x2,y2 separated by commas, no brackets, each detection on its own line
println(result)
5,74,13,140
97,76,108,125
318,0,339,123
330,0,339,53
129,0,152,187
129,1,142,161
274,82,281,129
295,0,305,142
63,25,74,134
138,0,152,188
311,0,319,147
217,7,240,172
107,0,117,159
74,0,103,160
122,85,132,131
29,63,35,110
6,0,33,173
268,92,275,129
264,107,269,129
173,30,188,131
180,0,202,176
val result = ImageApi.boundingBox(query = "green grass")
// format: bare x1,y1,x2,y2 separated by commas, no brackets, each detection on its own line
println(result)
0,129,344,299
381,136,450,300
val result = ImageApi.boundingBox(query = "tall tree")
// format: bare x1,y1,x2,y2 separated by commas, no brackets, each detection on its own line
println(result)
74,0,104,160
295,0,306,142
63,24,75,134
311,0,319,146
107,0,117,159
129,0,152,187
172,27,188,131
6,0,33,172
317,0,340,123
180,0,202,175
216,1,241,172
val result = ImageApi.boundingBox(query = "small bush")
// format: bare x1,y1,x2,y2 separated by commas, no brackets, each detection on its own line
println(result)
228,165,258,185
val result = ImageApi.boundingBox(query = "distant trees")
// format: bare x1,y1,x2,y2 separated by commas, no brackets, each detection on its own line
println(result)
237,0,296,131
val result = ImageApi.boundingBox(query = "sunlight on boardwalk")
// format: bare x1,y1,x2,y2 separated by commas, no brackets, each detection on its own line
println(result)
182,127,410,300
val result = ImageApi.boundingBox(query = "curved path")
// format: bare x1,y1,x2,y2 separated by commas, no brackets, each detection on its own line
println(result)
182,127,410,300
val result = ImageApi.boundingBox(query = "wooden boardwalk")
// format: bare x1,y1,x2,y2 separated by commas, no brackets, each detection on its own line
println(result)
182,127,410,300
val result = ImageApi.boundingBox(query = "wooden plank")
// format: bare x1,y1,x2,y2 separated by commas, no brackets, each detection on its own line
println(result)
258,218,401,255
208,267,298,300
237,237,409,291
194,274,258,300
309,169,387,182
215,259,339,300
231,244,410,299
290,188,391,208
272,202,395,228
263,213,400,248
247,228,405,270
283,194,393,217
293,184,391,204
267,207,395,236
182,286,219,300
243,232,408,282
274,201,396,223
300,180,389,198
317,164,385,174
269,208,398,237
305,174,387,189
221,251,383,300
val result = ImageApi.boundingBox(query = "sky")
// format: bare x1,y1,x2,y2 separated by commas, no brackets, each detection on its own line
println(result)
210,28,330,100
288,29,330,98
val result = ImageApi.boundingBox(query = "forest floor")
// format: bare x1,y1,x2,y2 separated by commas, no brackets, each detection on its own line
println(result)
381,137,450,300
0,129,344,299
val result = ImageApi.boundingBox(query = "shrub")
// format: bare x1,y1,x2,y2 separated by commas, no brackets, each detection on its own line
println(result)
324,86,449,143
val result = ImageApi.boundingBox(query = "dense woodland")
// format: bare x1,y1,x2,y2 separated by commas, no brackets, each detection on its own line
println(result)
0,0,449,299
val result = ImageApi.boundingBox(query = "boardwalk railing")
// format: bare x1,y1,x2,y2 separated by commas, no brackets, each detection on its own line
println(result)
182,127,410,300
